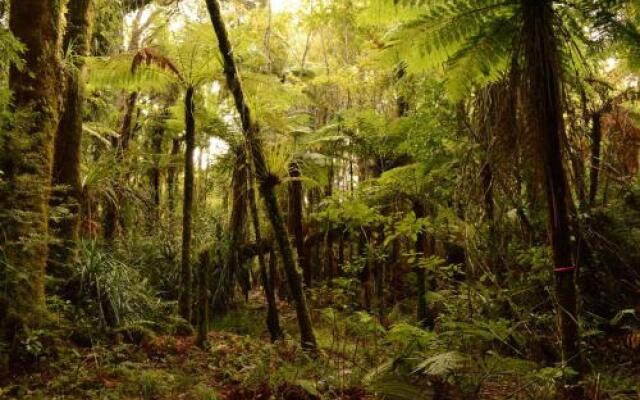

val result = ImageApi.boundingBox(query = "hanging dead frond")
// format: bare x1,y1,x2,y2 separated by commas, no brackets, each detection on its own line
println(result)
131,47,184,83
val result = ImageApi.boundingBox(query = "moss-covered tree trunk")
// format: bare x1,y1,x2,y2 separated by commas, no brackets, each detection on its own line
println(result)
522,0,581,395
48,0,95,279
205,0,317,351
180,85,195,322
0,0,65,375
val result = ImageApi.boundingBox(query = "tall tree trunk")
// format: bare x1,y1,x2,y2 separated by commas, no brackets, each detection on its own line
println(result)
413,200,431,328
48,0,95,280
180,86,195,322
205,0,317,351
288,162,311,286
0,0,65,375
247,153,283,341
589,112,602,208
522,0,581,393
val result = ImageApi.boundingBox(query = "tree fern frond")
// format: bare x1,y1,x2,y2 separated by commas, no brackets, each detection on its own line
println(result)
442,15,516,100
384,0,517,74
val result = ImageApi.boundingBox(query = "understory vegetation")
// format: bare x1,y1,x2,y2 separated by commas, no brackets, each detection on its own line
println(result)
1,0,640,399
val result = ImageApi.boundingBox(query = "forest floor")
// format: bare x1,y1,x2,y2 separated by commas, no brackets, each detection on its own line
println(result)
1,290,380,400
2,289,635,400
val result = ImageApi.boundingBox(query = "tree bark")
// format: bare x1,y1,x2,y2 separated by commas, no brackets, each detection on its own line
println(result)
180,85,195,322
522,0,581,393
204,0,317,351
0,0,65,376
48,0,95,279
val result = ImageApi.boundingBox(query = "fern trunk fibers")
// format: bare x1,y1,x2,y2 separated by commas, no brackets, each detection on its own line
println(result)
521,0,581,392
589,112,602,207
205,0,317,352
180,85,195,323
288,162,311,286
49,0,95,280
413,200,431,328
0,0,65,375
247,154,283,341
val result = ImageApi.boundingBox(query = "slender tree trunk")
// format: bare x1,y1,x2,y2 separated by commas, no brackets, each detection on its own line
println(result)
589,112,602,207
180,85,195,322
167,137,181,214
104,91,138,243
324,161,335,285
358,230,372,312
522,0,581,393
227,146,249,305
48,0,95,279
0,0,65,376
413,200,431,328
205,0,317,351
149,109,168,224
247,154,283,341
288,162,311,286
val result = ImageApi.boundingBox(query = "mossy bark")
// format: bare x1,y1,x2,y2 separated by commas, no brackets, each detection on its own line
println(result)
48,0,95,280
0,0,65,376
205,0,317,352
180,86,195,322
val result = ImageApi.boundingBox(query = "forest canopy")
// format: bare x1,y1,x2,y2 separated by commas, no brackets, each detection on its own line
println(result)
1,0,640,399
